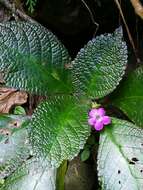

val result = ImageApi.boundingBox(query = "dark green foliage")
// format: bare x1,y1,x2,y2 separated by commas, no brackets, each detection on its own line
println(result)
0,20,129,190
26,0,37,13
30,95,90,167
111,67,143,127
0,22,72,95
72,27,127,98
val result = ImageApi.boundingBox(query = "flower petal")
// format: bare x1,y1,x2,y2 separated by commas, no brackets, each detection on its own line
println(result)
102,116,111,125
89,108,98,117
97,108,105,116
94,121,104,131
88,117,96,126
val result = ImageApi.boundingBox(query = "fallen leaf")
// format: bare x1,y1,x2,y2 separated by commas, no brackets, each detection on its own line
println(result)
130,0,143,19
0,87,27,113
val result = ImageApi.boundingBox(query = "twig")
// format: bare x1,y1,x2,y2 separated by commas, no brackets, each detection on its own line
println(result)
114,0,140,63
118,0,121,25
0,0,37,23
80,0,99,37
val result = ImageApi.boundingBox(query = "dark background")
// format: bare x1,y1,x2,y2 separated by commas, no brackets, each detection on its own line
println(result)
30,0,143,62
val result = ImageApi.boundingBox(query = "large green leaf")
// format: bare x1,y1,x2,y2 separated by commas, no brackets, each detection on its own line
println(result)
72,27,128,98
98,118,143,190
0,21,71,95
111,67,143,127
0,115,30,179
0,158,56,190
30,96,90,168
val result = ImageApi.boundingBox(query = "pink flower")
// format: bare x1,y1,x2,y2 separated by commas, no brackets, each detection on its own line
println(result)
88,108,111,131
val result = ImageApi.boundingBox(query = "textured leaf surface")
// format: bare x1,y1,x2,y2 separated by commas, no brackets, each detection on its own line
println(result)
0,115,30,179
30,96,90,167
111,67,143,127
98,118,143,190
0,158,56,190
72,27,127,98
0,21,71,95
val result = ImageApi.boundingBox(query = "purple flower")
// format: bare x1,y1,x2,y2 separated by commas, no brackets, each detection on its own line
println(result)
88,108,111,131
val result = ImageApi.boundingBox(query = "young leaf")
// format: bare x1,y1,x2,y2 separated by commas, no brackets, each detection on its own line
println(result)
0,158,56,190
26,0,37,13
29,95,90,168
0,21,71,95
72,27,128,98
0,115,30,179
14,106,26,115
81,148,90,162
111,67,143,127
98,118,143,190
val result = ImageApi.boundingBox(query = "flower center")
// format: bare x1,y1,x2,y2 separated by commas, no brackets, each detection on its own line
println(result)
95,115,101,120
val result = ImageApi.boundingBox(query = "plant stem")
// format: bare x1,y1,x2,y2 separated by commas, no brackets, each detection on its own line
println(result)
114,0,140,64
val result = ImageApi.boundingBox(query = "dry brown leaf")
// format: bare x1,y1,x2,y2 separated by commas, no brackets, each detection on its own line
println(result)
130,0,143,19
0,87,28,113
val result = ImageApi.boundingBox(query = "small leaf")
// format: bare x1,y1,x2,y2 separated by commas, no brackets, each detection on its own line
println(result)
0,115,31,179
81,148,90,162
0,158,56,190
72,27,127,98
30,95,90,168
98,118,143,190
26,0,37,13
111,67,143,127
0,21,71,95
14,106,26,115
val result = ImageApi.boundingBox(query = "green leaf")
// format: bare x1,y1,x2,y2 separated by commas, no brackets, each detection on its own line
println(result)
30,96,90,168
72,27,128,98
98,118,143,190
0,115,31,179
0,21,71,95
111,67,143,127
0,158,56,190
14,106,26,115
26,0,37,13
81,148,90,162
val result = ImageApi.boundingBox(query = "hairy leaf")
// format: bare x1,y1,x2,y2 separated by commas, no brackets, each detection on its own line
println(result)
0,115,30,179
111,67,143,127
0,158,56,190
30,96,90,168
72,27,127,98
0,21,71,95
98,118,143,190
